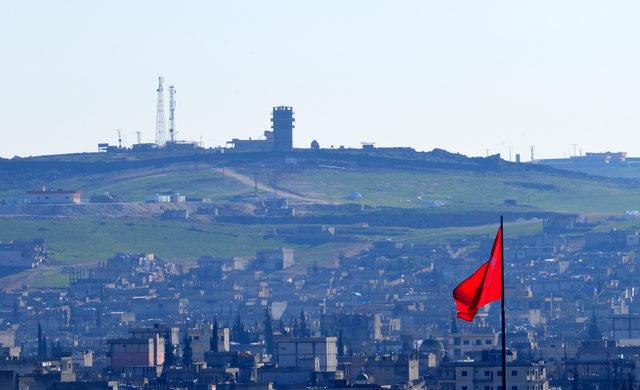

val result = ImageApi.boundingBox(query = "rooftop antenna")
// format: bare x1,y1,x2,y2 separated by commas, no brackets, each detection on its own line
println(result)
530,145,535,162
136,131,142,144
573,144,577,157
155,76,167,147
117,129,123,149
508,146,512,162
168,85,176,143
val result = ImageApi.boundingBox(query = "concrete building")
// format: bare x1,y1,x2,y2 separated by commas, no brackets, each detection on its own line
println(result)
215,327,231,352
439,352,549,390
610,314,640,342
109,336,164,371
0,239,47,268
272,106,294,152
447,331,499,358
26,188,81,204
256,248,294,271
227,106,294,152
340,354,420,386
274,336,337,372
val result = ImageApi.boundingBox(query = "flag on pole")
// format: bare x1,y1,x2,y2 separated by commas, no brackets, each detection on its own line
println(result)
453,225,503,321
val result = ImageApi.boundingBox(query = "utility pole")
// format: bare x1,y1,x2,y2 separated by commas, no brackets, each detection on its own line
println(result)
117,129,123,149
136,131,142,144
168,85,177,143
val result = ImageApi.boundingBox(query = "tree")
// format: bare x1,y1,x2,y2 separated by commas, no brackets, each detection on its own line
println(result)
299,309,310,338
164,340,175,367
37,322,47,359
232,312,250,344
264,309,274,355
182,335,193,367
210,318,219,352
337,330,345,358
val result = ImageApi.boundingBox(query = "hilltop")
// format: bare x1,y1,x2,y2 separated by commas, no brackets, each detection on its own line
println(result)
2,147,640,288
1,147,638,213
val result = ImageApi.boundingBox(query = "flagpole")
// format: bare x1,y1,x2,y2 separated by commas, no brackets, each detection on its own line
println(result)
500,215,507,390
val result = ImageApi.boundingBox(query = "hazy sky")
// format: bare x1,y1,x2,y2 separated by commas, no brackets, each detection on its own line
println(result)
2,1,639,159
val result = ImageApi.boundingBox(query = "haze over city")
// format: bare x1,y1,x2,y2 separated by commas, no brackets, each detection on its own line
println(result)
2,0,640,158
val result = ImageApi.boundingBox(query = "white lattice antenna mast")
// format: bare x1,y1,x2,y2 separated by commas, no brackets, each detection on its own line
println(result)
168,85,177,143
155,76,167,146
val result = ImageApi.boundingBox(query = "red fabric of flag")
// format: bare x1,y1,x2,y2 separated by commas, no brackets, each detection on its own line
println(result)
453,226,503,322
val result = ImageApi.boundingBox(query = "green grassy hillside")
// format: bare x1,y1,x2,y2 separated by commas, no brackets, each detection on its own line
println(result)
3,163,639,213
270,167,640,213
1,153,637,289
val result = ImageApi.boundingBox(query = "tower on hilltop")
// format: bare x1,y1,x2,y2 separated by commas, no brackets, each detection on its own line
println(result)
271,106,294,152
155,76,167,146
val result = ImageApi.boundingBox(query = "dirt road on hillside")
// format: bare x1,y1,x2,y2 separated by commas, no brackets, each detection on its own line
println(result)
215,168,335,204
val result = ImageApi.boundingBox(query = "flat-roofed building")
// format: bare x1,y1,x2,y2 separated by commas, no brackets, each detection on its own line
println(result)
439,351,548,390
26,188,81,204
447,332,499,358
256,248,294,271
109,336,164,371
273,336,337,372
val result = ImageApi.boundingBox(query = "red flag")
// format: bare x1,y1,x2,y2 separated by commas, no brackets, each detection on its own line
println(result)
453,225,503,322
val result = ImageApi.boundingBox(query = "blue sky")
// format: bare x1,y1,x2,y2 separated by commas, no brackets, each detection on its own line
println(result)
2,1,639,159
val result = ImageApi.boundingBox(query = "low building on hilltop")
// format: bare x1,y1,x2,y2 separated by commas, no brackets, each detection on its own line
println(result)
26,188,81,204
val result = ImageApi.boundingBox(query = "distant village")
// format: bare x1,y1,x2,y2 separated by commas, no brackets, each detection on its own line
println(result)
0,209,640,389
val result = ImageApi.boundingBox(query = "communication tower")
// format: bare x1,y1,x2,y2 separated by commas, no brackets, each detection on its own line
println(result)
155,77,167,146
168,85,177,143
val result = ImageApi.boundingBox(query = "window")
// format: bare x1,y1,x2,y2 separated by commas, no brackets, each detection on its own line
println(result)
484,370,491,376
511,386,518,390
485,386,491,390
511,370,518,376
476,340,482,345
462,387,468,390
486,340,493,345
497,370,502,376
454,337,461,345
463,340,470,345
461,370,468,377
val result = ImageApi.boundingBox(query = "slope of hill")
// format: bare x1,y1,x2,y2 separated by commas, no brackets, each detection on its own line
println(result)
1,148,638,214
1,148,638,288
